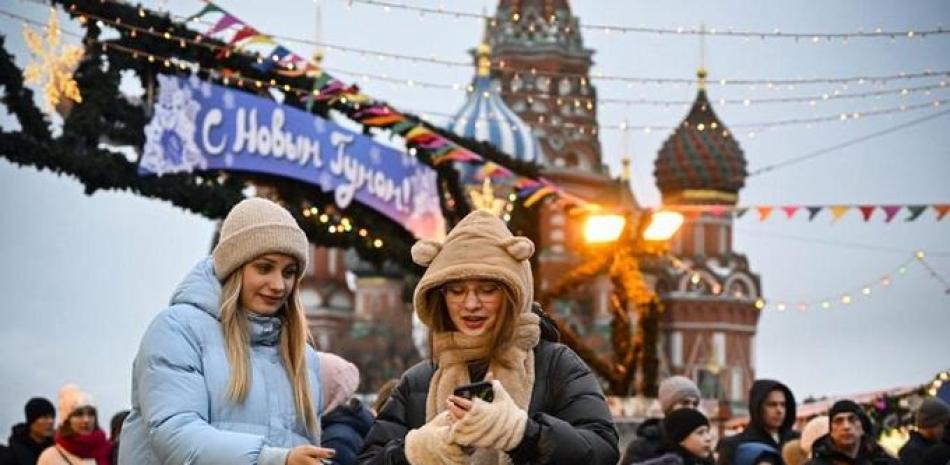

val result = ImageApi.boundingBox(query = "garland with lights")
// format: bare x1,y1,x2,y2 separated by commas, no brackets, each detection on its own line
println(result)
0,0,584,269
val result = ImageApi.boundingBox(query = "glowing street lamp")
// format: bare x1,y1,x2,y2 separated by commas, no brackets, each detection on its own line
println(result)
584,213,626,244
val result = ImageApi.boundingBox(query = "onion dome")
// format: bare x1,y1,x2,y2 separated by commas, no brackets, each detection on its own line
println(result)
447,43,542,163
654,69,747,204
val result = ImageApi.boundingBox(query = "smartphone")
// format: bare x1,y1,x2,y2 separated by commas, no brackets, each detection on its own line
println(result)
453,380,494,403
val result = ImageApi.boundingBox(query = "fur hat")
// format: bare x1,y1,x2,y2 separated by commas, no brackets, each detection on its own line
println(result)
24,397,55,426
412,210,535,327
658,376,702,414
916,397,950,428
663,407,709,446
800,415,829,456
318,352,360,412
212,198,309,281
57,384,94,426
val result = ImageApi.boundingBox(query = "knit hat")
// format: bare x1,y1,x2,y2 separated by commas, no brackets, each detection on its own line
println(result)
663,407,710,446
412,210,535,326
828,400,872,435
212,198,309,281
318,351,360,412
799,415,829,456
658,376,702,414
916,397,950,428
24,397,55,426
57,384,95,426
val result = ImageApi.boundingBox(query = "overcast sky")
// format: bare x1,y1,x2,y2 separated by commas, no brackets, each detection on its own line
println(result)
1,0,948,431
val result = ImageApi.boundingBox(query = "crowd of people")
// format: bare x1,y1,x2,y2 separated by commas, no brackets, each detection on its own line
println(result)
1,200,947,465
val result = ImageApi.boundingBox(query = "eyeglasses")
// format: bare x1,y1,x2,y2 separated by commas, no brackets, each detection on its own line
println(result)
439,282,503,304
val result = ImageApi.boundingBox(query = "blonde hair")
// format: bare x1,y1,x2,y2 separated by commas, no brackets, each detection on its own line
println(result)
426,280,517,365
219,266,317,433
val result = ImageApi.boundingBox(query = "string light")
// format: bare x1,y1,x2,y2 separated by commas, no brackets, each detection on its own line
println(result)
21,2,948,92
345,0,950,41
671,252,948,313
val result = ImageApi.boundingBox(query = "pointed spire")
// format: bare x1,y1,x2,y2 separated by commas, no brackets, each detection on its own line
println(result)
698,23,707,90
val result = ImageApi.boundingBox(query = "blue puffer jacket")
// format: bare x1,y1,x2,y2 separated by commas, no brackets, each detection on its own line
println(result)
118,258,323,465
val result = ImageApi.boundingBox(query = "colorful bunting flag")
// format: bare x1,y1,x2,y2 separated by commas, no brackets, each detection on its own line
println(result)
207,14,241,35
859,205,876,222
228,26,259,45
734,207,749,219
906,205,927,222
882,205,902,223
757,206,774,221
806,206,823,221
186,3,225,21
830,205,851,222
935,204,950,221
781,206,800,219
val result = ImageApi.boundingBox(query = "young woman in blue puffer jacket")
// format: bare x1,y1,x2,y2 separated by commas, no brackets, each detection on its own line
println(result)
118,198,335,465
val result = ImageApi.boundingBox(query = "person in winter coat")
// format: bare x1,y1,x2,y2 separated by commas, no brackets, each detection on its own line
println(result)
805,400,897,465
899,397,950,465
317,352,374,465
718,380,800,465
634,408,715,465
622,376,703,465
37,385,112,465
5,397,55,465
357,210,619,465
918,421,950,465
118,198,333,465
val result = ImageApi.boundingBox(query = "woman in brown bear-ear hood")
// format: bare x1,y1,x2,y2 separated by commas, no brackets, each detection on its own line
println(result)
357,210,619,465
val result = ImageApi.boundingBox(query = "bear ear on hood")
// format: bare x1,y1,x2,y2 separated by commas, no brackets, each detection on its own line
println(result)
411,240,443,267
502,237,534,262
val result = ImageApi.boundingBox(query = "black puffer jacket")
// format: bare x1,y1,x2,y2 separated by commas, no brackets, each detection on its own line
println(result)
621,418,666,465
5,423,52,465
717,380,800,465
805,434,898,465
898,431,936,465
356,308,619,465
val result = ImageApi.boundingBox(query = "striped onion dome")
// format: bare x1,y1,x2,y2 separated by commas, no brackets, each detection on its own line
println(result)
655,69,747,201
447,44,542,164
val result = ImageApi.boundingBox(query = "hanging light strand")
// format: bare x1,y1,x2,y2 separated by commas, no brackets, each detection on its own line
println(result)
346,0,950,41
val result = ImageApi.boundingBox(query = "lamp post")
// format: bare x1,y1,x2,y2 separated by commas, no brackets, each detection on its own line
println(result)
539,180,683,396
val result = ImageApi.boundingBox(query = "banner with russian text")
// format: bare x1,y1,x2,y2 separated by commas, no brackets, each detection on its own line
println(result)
140,74,444,240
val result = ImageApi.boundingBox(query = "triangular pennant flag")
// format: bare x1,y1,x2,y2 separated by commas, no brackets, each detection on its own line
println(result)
228,25,259,45
858,205,876,222
781,206,800,219
935,204,950,221
207,14,241,35
882,205,902,223
186,2,225,21
806,206,823,221
830,205,850,222
757,206,774,222
734,207,749,218
269,46,292,63
905,205,927,222
237,34,277,48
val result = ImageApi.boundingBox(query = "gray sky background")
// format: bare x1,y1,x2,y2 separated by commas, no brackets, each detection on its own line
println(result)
1,0,948,431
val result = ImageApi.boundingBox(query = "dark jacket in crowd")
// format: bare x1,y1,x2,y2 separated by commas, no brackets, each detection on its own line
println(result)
356,309,619,465
918,426,950,465
805,434,898,465
899,431,938,465
718,380,800,465
4,423,53,465
321,399,375,465
621,418,666,465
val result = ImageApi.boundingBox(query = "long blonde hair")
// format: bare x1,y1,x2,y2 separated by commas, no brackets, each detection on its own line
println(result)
219,267,317,433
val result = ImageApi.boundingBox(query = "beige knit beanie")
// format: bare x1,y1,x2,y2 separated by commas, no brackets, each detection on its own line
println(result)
212,198,310,281
411,210,535,327
57,384,94,427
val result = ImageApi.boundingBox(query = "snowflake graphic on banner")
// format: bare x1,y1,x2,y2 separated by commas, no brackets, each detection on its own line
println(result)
141,75,208,176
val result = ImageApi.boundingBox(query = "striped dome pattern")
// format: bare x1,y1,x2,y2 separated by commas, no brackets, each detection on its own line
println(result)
655,88,747,195
448,75,541,163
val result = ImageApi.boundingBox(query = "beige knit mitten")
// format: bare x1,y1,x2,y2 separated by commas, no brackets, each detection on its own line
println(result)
405,411,469,465
449,380,528,451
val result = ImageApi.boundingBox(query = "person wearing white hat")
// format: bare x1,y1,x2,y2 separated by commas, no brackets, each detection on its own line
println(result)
119,198,334,465
36,385,110,465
